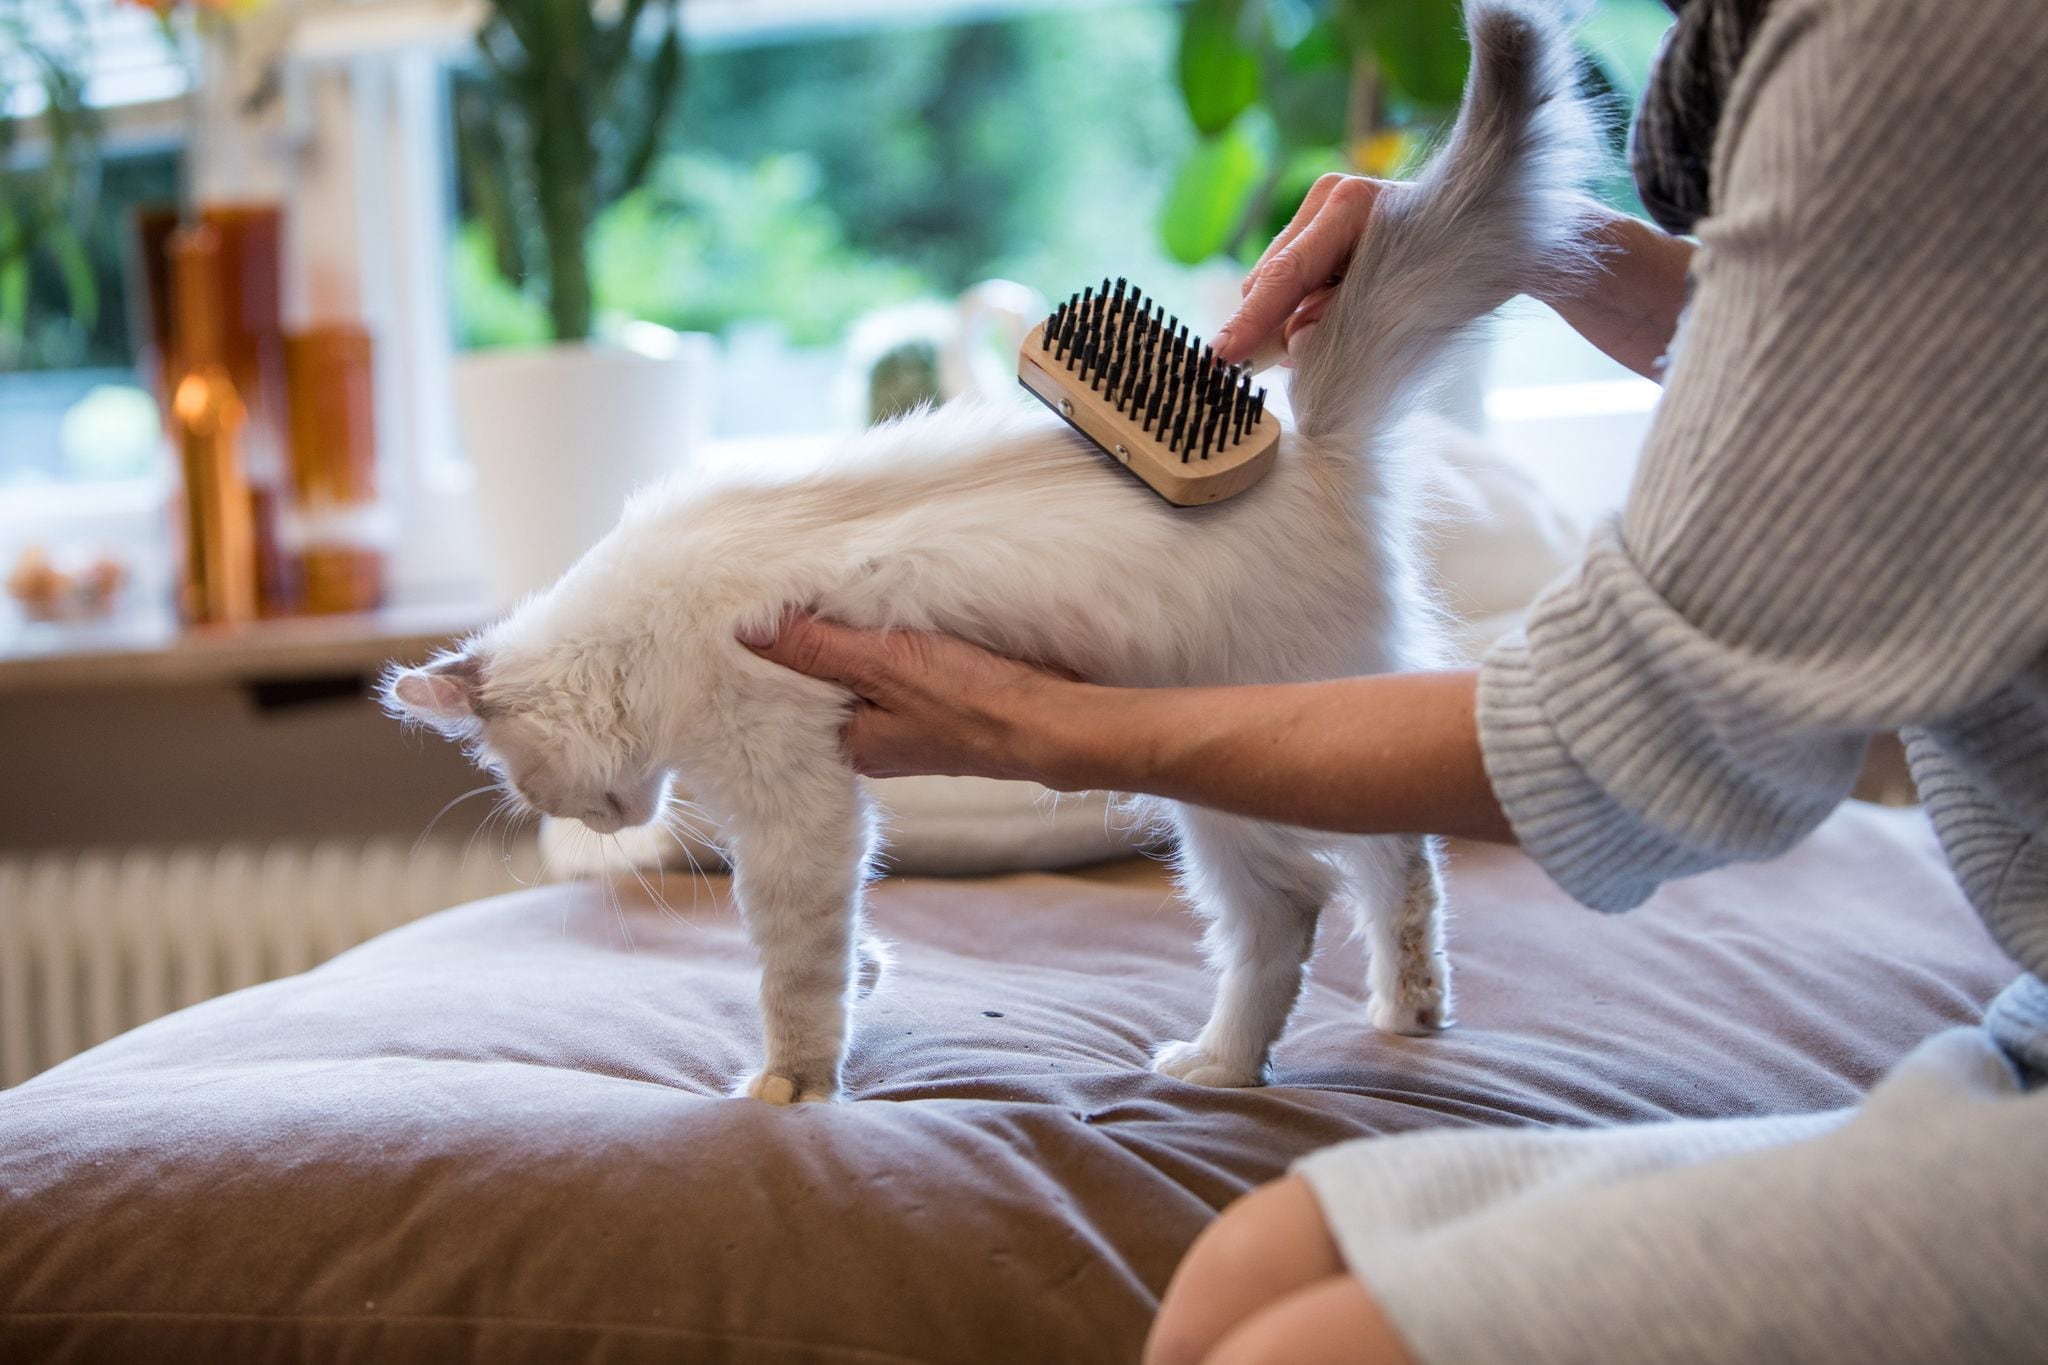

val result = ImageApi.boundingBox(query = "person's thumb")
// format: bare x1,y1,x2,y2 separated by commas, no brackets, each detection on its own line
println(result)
741,610,883,692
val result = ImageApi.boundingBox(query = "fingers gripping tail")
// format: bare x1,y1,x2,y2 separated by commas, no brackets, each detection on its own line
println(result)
1286,0,1599,451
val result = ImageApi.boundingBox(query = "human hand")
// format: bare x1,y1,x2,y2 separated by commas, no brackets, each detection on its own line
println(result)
1213,173,1392,367
740,612,1082,783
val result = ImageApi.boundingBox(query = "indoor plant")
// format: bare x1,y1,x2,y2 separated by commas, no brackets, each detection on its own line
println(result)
457,0,685,346
451,0,712,606
0,0,100,368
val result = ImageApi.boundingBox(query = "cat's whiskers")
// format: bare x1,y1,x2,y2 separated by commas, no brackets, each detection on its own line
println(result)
661,794,722,844
497,801,541,885
462,790,519,872
533,817,575,887
410,784,498,861
611,832,706,937
652,791,726,915
495,812,529,877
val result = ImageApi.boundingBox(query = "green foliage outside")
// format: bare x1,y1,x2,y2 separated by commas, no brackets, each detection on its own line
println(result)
1163,0,1473,266
1576,0,1681,212
0,0,102,370
454,0,1672,353
453,152,927,350
1,1,1674,369
453,5,1199,352
1161,0,1675,268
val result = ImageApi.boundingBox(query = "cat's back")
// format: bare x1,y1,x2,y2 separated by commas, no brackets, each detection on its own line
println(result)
643,399,1163,554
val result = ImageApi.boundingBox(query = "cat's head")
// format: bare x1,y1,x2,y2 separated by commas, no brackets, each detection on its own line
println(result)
383,639,671,835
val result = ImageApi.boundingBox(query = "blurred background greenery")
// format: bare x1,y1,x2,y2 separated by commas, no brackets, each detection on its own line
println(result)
452,0,1675,353
5,1,1674,377
1160,0,1674,266
451,4,1199,352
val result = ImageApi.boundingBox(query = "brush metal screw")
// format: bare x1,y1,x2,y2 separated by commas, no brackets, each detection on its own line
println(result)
1112,443,1130,464
1059,398,1074,417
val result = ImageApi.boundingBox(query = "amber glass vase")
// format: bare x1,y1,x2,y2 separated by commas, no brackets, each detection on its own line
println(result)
284,324,386,614
166,225,258,625
135,204,295,616
204,205,295,614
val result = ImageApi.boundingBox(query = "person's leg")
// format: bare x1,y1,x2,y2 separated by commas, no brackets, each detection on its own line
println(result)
1202,1276,1414,1365
1149,1087,1855,1363
1144,1176,1344,1365
1153,1014,2045,1365
1295,1028,2045,1365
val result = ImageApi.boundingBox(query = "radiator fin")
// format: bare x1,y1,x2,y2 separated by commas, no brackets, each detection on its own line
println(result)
0,838,538,1088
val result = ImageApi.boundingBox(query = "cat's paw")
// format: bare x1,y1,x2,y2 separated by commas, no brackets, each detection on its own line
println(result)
740,1071,838,1105
1368,980,1453,1036
1151,1040,1265,1088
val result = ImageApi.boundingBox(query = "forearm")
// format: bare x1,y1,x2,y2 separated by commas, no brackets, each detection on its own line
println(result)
1538,197,1694,381
1025,671,1515,845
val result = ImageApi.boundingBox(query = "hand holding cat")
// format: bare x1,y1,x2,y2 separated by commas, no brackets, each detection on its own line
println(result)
741,612,1078,784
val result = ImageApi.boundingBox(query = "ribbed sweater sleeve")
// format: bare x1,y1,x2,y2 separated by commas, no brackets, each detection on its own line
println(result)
1478,0,2048,914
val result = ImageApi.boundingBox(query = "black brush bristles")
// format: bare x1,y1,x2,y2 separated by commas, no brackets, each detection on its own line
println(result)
1027,281,1269,466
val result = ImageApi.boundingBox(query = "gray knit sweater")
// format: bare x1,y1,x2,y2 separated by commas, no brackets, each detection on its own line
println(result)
1299,0,2048,1359
1483,0,2048,998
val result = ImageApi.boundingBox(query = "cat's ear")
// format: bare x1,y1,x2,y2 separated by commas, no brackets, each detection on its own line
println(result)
385,652,483,728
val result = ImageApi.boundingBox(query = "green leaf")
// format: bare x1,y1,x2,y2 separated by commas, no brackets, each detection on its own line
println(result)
0,256,26,338
1161,115,1271,265
454,82,529,286
609,11,683,204
1262,142,1346,243
1178,0,1260,138
50,222,96,329
595,0,653,84
1344,0,1469,112
1260,17,1352,150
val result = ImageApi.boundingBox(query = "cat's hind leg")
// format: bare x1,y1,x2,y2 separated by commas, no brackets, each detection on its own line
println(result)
1338,833,1452,1035
723,773,880,1104
1154,806,1334,1088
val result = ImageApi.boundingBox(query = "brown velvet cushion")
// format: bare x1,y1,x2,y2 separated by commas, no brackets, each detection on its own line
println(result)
0,804,2014,1364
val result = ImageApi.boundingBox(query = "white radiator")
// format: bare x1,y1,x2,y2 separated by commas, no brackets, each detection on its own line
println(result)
0,837,539,1088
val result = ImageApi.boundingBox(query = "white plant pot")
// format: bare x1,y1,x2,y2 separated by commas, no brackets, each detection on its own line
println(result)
454,334,714,608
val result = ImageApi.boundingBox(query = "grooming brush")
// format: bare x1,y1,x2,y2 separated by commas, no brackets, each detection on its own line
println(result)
1019,277,1278,507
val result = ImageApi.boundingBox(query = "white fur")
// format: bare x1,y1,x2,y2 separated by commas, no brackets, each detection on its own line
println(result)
387,0,1592,1102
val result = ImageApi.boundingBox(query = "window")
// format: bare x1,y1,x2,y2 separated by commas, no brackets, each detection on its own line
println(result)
450,2,1203,438
2,0,1672,626
1,0,181,489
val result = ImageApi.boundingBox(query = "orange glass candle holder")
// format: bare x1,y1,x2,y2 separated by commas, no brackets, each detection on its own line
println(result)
134,202,297,616
166,224,258,625
284,324,387,615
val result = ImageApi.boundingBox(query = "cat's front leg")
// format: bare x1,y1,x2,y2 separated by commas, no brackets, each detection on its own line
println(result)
1157,807,1332,1087
725,775,878,1104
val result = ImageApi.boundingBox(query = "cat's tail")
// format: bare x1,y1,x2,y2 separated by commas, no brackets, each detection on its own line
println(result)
1286,0,1596,451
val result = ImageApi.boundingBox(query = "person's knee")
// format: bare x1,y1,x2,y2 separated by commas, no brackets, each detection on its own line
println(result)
1204,1275,1414,1365
1145,1175,1344,1365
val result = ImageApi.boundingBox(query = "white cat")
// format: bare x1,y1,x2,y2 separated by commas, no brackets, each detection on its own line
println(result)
388,0,1592,1103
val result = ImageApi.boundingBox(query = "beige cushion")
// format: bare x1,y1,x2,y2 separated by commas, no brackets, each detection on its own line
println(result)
0,804,2012,1363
